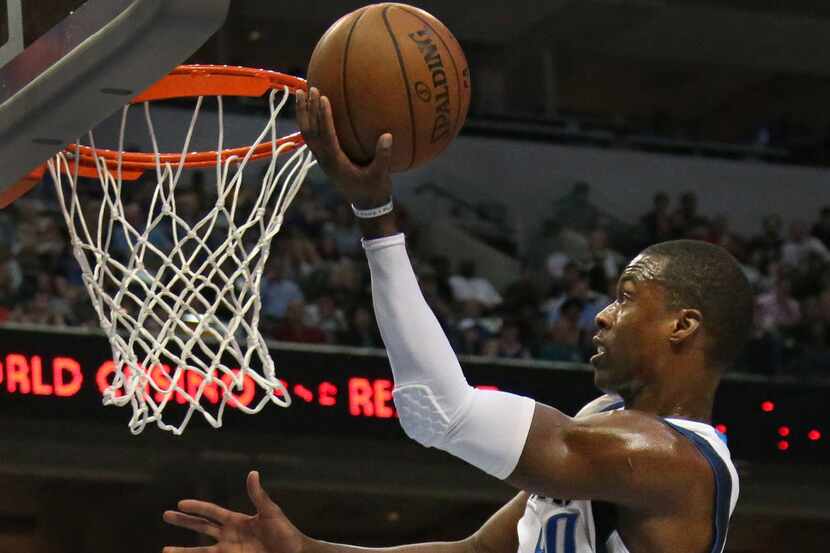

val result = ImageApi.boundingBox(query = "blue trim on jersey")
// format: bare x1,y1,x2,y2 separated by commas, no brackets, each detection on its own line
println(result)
599,400,625,413
662,421,732,553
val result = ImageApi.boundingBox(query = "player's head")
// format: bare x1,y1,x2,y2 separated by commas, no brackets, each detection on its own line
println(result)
591,239,753,397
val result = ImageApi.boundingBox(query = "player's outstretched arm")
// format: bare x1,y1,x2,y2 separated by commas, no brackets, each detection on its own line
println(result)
297,89,536,482
163,471,524,553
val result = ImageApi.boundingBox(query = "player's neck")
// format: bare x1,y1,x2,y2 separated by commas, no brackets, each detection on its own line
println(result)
623,373,717,423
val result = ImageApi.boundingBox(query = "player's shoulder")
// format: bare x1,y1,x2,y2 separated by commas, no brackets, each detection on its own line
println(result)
569,409,713,476
569,410,715,509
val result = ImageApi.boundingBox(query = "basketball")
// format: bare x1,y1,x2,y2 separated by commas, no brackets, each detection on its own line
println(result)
306,3,471,172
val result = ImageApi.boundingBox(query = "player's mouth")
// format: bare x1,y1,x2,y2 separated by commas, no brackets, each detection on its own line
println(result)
590,335,607,365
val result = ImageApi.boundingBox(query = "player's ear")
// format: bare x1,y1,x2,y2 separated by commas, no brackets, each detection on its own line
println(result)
669,309,701,345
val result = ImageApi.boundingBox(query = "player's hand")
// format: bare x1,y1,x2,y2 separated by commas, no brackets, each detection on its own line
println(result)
296,87,393,209
163,471,309,553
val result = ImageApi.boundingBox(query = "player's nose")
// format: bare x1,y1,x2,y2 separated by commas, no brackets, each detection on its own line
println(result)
595,304,613,330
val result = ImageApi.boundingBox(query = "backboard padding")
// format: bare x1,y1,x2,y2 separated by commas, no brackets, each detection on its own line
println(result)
0,0,230,195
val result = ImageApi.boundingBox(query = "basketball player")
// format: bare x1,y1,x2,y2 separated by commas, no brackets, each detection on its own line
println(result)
161,88,753,553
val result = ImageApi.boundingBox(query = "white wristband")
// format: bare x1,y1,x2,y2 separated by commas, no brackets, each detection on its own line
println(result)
351,198,394,219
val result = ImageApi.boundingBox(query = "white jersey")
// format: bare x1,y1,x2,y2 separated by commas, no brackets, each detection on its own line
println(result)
515,397,740,553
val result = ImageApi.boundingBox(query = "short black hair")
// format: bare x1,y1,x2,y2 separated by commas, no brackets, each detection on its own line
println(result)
641,240,753,369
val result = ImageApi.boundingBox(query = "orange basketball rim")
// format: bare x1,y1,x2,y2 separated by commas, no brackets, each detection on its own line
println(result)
1,65,309,207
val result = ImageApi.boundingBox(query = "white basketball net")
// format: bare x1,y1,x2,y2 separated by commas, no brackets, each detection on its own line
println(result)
47,86,316,434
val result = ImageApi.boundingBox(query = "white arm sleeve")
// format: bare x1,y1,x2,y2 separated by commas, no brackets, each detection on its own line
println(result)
363,233,536,479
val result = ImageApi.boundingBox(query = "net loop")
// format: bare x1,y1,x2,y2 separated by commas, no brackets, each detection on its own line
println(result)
49,82,316,434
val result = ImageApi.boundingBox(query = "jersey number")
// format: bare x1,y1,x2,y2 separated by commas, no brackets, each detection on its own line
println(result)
534,513,579,553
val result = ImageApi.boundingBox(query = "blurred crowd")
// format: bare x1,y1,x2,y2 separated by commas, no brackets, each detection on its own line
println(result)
0,174,828,381
513,183,830,380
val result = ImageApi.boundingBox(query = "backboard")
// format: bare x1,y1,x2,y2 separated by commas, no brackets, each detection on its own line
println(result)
0,0,231,200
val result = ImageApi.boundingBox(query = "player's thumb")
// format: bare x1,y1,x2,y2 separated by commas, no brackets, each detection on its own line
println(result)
369,133,394,179
247,471,279,515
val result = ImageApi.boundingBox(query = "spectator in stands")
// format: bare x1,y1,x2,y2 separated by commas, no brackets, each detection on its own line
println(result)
453,299,499,355
781,220,830,269
327,258,365,308
176,188,202,227
283,229,322,277
743,305,784,376
55,275,97,327
671,191,708,238
750,213,784,260
317,233,341,263
551,181,599,233
338,305,382,348
751,277,802,375
501,265,544,313
427,255,454,303
757,277,802,332
586,227,625,284
798,283,830,376
455,322,485,356
748,219,786,297
500,265,547,353
301,234,344,299
9,288,68,327
448,260,502,309
0,246,22,322
305,294,347,344
707,215,741,252
14,200,56,278
485,322,531,360
6,168,830,384
418,269,454,333
112,202,173,265
640,191,673,246
543,274,609,335
261,257,304,320
287,186,330,239
811,206,830,249
272,299,326,344
325,204,362,258
540,297,584,362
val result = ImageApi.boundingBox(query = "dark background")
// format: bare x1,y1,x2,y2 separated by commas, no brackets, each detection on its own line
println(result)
2,2,830,553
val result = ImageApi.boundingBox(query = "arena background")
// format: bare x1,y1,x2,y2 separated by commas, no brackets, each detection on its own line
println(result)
1,1,829,552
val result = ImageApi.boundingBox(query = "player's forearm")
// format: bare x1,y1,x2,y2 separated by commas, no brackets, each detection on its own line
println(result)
305,537,474,553
363,234,536,480
364,232,471,401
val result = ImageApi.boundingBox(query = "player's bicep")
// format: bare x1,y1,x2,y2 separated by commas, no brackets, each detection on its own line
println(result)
506,403,682,509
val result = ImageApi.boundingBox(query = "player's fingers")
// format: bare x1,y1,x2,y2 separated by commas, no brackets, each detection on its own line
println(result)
304,96,340,172
295,89,309,135
177,500,233,524
307,87,321,138
368,133,394,180
246,471,279,516
318,96,343,153
163,511,221,539
162,547,215,553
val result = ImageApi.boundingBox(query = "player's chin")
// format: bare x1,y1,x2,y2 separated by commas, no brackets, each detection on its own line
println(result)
589,348,606,369
591,354,613,389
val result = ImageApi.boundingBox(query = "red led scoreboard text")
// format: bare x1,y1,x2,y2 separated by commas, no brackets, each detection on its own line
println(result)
0,351,498,420
0,326,825,461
